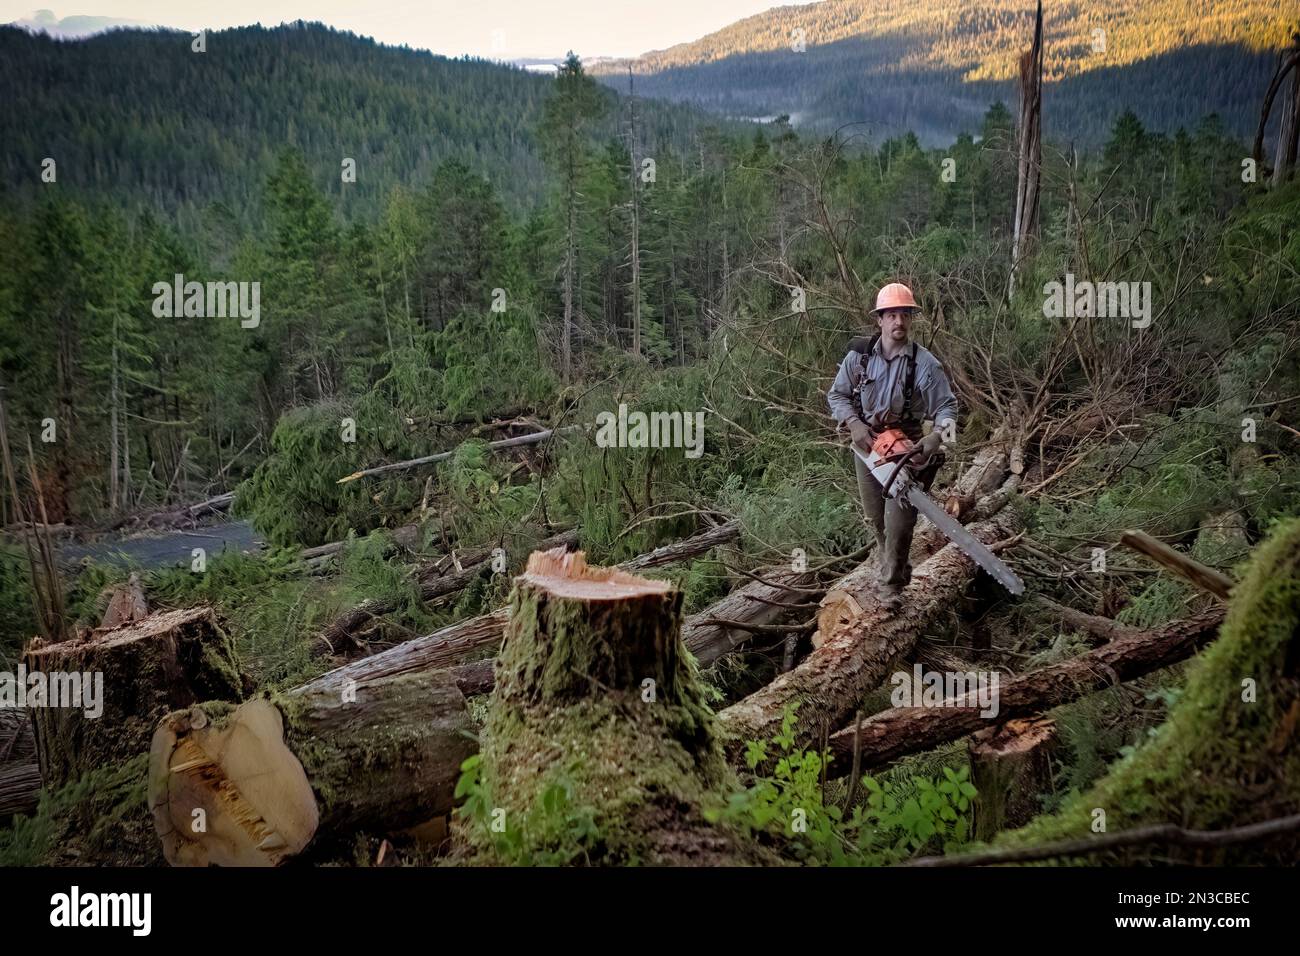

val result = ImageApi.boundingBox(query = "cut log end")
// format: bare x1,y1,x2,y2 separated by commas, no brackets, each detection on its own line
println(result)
522,547,674,600
149,700,319,867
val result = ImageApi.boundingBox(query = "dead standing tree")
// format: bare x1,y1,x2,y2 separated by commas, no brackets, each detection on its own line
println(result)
1009,0,1044,297
1253,30,1300,187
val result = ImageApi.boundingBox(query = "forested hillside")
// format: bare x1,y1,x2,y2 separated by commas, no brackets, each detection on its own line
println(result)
0,21,726,222
1,18,1298,870
592,0,1293,144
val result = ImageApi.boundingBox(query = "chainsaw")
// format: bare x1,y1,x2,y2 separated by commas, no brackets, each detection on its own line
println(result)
852,428,1024,596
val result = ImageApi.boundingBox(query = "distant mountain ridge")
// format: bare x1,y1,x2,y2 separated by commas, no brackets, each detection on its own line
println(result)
0,22,735,220
7,8,159,38
592,0,1294,145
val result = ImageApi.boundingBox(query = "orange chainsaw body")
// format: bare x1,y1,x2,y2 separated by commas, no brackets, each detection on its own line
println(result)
870,428,914,461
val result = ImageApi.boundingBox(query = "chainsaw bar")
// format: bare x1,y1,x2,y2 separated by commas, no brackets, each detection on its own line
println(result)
904,489,1025,596
852,444,1024,596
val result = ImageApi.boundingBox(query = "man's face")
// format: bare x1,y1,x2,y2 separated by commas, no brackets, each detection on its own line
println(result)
877,308,914,343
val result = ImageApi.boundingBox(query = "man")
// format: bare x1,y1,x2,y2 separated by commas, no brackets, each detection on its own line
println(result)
826,282,958,608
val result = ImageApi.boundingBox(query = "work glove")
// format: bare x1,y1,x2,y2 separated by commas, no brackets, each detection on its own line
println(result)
915,430,944,464
846,418,872,450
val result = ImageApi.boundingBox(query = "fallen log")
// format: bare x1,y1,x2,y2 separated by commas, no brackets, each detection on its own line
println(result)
300,521,747,693
716,509,1023,760
299,522,421,566
23,606,246,789
0,709,35,765
1034,595,1139,643
309,529,579,659
618,520,739,572
108,492,235,532
683,566,821,667
304,608,511,698
336,426,581,484
148,668,476,866
815,441,1013,643
415,529,582,605
824,606,1225,773
1120,529,1235,600
0,763,40,821
455,548,766,864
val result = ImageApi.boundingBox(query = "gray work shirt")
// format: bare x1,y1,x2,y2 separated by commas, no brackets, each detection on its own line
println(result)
827,338,959,434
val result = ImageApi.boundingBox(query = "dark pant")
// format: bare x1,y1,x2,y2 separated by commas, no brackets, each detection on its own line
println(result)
854,450,943,587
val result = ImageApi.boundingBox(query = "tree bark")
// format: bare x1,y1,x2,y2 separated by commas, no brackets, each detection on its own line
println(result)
618,520,738,572
1009,0,1043,294
1034,595,1140,643
0,709,39,822
148,668,475,866
23,606,245,789
825,607,1224,773
0,763,40,822
683,565,821,666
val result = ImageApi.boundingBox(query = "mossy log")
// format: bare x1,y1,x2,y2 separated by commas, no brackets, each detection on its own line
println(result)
148,668,476,866
825,606,1225,774
718,509,1023,761
970,718,1057,841
992,516,1300,864
457,549,766,865
23,606,245,789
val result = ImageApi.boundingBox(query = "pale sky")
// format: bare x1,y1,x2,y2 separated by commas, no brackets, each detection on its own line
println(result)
2,2,816,58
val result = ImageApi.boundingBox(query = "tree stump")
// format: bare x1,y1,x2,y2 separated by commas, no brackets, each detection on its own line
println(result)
460,548,765,865
969,717,1057,841
149,668,476,866
22,606,245,789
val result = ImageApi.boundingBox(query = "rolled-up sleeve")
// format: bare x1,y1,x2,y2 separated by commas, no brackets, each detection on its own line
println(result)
922,361,958,429
827,352,861,427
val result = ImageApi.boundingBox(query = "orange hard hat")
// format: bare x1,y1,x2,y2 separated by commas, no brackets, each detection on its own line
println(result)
872,282,919,313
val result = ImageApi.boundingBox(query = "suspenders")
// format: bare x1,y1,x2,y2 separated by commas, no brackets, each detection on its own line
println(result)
852,338,918,428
